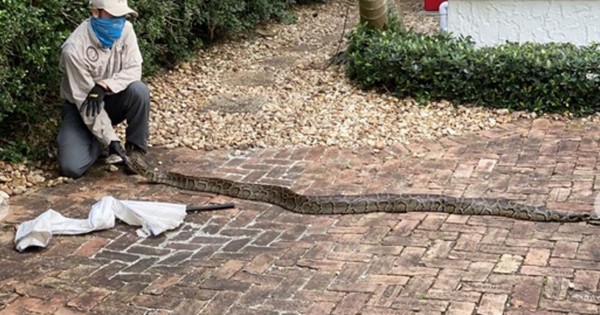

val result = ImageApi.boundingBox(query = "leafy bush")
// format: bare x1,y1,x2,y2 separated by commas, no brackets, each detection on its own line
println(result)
0,0,313,162
345,21,600,115
0,0,84,124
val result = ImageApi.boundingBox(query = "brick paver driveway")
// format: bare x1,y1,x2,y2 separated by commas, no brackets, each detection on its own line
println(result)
2,118,600,314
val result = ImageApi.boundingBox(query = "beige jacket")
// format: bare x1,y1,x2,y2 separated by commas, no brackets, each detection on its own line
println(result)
59,18,143,146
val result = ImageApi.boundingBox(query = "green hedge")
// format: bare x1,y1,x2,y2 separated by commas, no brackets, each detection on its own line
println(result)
345,21,600,115
0,0,312,162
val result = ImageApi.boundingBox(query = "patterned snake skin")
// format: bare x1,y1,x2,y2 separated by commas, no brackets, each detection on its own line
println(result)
125,152,600,224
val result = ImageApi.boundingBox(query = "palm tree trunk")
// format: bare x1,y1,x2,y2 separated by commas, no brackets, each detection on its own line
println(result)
359,0,388,29
359,0,399,29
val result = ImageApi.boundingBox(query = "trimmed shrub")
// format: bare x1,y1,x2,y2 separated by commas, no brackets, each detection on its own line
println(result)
345,21,600,115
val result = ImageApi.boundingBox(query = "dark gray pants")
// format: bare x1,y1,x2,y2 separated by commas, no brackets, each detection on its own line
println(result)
57,81,150,178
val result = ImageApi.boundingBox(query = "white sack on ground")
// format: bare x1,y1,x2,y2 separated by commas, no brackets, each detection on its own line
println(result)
14,196,186,252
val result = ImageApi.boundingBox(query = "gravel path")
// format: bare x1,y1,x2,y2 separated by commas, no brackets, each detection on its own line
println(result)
0,0,595,196
143,0,480,151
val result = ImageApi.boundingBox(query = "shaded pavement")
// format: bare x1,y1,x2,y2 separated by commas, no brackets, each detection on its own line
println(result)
2,118,600,314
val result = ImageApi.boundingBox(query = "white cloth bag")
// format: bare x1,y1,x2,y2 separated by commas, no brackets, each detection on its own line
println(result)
14,196,186,252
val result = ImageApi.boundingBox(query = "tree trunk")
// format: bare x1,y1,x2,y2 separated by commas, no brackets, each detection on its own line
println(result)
359,0,398,29
359,0,388,29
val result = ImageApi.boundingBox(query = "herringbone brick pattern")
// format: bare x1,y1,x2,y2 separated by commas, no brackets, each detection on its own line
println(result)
1,118,600,314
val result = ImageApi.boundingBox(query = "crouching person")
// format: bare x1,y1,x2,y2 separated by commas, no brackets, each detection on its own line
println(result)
57,0,149,178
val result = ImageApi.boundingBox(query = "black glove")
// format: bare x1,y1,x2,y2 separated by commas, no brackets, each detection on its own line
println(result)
109,141,127,162
81,84,106,117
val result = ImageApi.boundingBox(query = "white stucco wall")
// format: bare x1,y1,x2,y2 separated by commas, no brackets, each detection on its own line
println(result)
447,0,600,47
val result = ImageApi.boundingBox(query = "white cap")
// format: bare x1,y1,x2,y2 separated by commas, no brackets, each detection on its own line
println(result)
91,0,138,17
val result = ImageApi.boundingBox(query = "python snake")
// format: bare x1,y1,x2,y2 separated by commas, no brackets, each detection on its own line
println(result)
124,152,600,224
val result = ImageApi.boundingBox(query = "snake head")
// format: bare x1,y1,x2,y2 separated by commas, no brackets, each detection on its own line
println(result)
124,151,149,175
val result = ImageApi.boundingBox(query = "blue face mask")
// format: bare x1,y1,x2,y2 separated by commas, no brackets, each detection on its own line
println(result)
90,16,126,49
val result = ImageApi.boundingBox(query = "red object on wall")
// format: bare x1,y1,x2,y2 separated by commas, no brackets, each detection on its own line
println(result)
424,0,445,11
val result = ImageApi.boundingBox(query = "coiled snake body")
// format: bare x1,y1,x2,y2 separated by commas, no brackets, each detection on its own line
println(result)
125,152,600,224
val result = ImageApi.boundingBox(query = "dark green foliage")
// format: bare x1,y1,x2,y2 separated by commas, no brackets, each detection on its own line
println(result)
346,21,600,115
0,0,85,124
0,139,47,164
0,0,311,162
